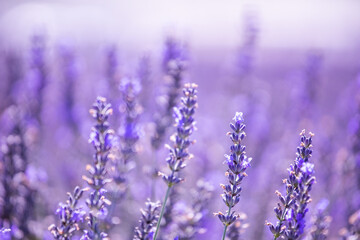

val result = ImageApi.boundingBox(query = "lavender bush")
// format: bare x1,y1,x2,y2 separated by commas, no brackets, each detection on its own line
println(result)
0,2,359,239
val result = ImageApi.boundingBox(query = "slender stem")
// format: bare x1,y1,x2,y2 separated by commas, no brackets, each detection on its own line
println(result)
221,206,232,240
153,185,172,240
221,225,228,240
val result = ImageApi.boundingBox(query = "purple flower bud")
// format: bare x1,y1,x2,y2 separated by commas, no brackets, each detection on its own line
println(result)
232,112,244,124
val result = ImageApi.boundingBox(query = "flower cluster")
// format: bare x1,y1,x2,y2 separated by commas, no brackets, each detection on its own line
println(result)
340,210,360,239
310,199,331,240
4,51,23,108
159,83,198,187
226,214,248,240
28,34,47,124
267,130,315,239
153,83,198,240
133,200,161,240
118,77,142,166
108,77,142,222
137,55,152,112
59,44,78,131
48,186,87,239
237,12,258,79
174,180,214,240
0,119,36,239
215,112,252,239
82,97,114,240
151,37,187,151
105,45,119,88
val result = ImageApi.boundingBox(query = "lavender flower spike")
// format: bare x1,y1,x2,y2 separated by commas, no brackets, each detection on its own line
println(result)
0,115,36,239
82,97,114,240
310,199,331,240
48,186,87,239
118,77,142,166
176,179,214,240
153,83,198,240
151,37,187,151
133,200,161,240
267,130,315,240
215,112,252,240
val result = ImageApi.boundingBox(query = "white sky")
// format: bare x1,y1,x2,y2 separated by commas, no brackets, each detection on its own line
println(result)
0,0,359,51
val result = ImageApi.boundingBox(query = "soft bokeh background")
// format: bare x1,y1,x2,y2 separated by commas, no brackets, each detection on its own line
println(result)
1,0,360,239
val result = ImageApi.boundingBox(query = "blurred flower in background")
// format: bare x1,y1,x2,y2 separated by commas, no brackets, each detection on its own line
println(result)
0,0,359,239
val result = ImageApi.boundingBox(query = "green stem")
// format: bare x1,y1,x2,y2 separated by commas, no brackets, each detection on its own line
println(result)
221,225,228,240
221,206,232,240
153,185,172,240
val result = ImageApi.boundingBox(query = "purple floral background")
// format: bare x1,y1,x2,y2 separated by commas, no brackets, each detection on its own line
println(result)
0,1,360,239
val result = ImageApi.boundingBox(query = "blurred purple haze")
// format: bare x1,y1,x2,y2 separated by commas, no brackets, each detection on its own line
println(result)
0,0,360,239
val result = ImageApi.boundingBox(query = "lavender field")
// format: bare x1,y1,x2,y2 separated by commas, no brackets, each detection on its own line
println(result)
0,1,360,239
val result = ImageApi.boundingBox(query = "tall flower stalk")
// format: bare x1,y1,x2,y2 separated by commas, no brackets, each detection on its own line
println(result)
28,34,47,124
118,78,142,168
82,97,114,240
267,130,315,240
107,78,142,222
153,83,198,240
175,179,213,240
226,215,248,240
151,37,187,151
310,199,331,240
133,200,161,240
137,55,152,115
237,11,258,80
215,112,252,240
340,210,360,239
48,186,87,239
4,51,23,109
0,113,36,239
59,44,78,131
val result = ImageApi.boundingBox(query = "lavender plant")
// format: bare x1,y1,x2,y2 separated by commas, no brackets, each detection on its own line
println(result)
118,77,142,168
59,44,78,131
81,97,114,240
153,83,198,240
161,186,178,236
107,78,142,223
105,45,119,89
48,186,87,239
340,210,360,239
4,51,23,108
309,199,331,240
137,55,152,115
215,112,252,240
0,114,38,239
226,214,248,240
237,11,258,79
133,200,161,240
28,34,47,124
151,37,187,151
345,82,360,217
267,130,315,240
174,179,213,240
